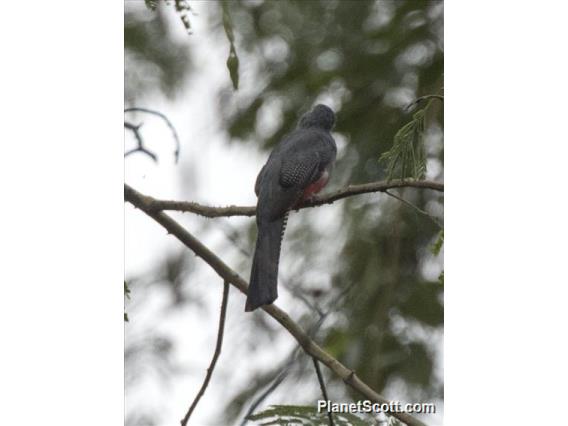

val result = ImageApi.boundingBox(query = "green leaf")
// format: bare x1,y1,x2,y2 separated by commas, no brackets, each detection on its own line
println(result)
227,48,240,90
431,229,444,256
221,2,239,90
144,0,158,11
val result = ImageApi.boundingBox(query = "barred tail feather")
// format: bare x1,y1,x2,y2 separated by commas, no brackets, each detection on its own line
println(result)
245,215,287,312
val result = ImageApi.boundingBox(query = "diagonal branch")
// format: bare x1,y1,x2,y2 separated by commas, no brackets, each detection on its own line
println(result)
141,179,443,218
181,281,230,426
125,183,429,426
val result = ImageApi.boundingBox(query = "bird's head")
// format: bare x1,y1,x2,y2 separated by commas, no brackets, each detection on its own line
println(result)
298,104,335,131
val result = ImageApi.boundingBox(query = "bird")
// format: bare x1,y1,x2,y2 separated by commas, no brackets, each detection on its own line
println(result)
245,104,337,312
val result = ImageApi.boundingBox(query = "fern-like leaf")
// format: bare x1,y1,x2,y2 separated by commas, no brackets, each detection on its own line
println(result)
247,404,372,426
380,94,443,181
379,107,427,181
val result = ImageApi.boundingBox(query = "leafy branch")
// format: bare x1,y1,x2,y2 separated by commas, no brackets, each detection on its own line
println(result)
380,95,443,181
380,108,427,181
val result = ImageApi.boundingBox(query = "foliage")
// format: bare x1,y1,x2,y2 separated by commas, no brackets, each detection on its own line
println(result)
247,405,371,426
431,229,444,285
379,97,443,181
125,3,193,101
431,229,444,256
222,2,240,90
379,107,427,181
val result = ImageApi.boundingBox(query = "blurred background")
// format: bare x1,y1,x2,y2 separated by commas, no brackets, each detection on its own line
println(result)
125,1,443,425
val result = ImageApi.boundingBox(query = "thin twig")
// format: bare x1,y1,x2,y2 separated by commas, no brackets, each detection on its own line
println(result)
142,179,444,218
384,190,442,229
405,94,444,111
313,358,335,426
125,184,428,426
124,122,158,162
125,107,181,162
180,281,230,426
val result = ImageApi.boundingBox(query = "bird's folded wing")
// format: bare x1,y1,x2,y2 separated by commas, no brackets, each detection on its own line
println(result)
279,151,321,189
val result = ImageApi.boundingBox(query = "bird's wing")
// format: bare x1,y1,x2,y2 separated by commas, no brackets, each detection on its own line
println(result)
279,150,321,189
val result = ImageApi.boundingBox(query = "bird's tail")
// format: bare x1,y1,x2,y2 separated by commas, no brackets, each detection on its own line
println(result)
245,215,287,312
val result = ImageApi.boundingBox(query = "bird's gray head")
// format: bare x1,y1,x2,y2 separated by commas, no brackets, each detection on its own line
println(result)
298,104,335,131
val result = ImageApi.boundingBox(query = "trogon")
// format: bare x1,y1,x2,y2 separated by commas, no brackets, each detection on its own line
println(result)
245,104,337,311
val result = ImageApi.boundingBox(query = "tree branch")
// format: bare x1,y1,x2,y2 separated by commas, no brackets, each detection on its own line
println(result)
180,281,230,426
125,107,181,162
141,179,443,218
124,122,158,162
125,183,429,426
